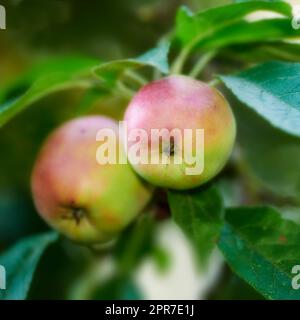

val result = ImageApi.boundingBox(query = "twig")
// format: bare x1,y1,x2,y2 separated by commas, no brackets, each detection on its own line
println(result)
189,51,217,78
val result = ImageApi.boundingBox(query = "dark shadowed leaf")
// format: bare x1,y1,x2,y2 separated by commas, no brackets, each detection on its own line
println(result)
199,19,300,50
234,104,300,199
114,213,155,275
221,42,300,63
0,231,58,300
91,275,143,300
168,186,224,266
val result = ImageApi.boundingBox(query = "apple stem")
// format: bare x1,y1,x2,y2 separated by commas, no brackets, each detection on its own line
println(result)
171,45,192,74
124,70,148,86
208,78,221,87
116,80,135,100
189,51,217,78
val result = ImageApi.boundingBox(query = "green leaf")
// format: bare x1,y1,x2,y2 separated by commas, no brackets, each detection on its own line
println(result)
0,56,99,128
219,207,300,300
75,87,108,115
221,61,300,138
0,232,58,300
234,0,285,3
114,213,155,275
216,178,244,208
91,276,143,300
234,103,300,200
168,185,224,266
221,42,300,63
175,2,292,46
199,19,300,50
93,42,170,86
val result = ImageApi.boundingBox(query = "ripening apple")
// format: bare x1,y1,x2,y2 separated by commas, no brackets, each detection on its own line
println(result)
123,75,236,190
31,116,153,244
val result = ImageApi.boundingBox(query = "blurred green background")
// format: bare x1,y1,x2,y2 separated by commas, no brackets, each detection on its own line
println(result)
0,0,227,248
0,0,208,243
0,0,275,300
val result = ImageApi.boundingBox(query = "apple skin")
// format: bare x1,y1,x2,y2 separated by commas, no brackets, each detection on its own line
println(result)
31,116,153,244
124,75,236,190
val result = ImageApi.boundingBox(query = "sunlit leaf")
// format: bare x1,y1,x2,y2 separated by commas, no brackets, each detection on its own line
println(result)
93,42,170,86
0,56,99,128
221,61,300,137
219,207,300,299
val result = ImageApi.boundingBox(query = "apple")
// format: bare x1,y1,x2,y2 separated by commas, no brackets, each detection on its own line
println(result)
123,75,236,190
31,116,153,244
